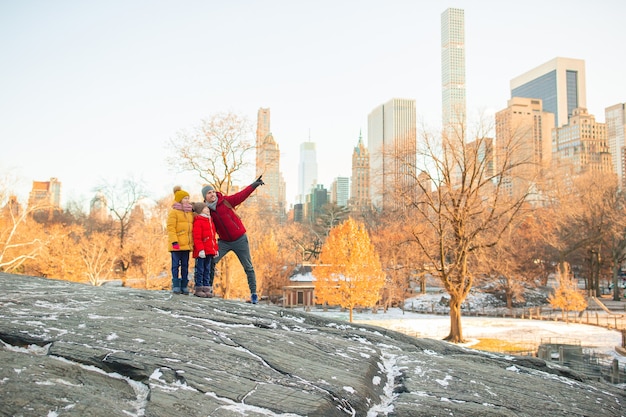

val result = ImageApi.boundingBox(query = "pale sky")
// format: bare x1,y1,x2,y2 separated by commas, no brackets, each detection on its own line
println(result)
1,0,624,209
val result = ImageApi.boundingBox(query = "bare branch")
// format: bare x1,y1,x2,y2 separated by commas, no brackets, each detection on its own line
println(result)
167,112,255,193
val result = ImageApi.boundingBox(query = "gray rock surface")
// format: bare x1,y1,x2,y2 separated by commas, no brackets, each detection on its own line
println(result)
0,273,624,416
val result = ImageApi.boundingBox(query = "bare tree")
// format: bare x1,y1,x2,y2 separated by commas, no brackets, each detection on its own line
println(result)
403,121,533,343
283,221,322,266
79,232,116,286
314,203,350,237
0,178,53,272
540,170,617,297
123,196,171,289
574,175,626,301
92,178,147,278
571,173,617,296
93,178,147,249
369,212,424,312
482,211,546,309
607,192,626,301
168,112,255,194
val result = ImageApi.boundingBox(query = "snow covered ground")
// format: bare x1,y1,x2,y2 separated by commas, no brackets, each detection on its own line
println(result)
307,293,626,366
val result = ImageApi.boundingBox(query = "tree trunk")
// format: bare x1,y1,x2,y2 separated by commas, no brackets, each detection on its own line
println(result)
536,260,548,286
348,306,353,323
588,248,601,297
506,286,513,309
613,267,621,301
585,252,593,293
444,295,464,343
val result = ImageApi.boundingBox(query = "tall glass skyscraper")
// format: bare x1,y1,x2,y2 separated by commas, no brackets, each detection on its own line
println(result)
368,98,416,211
330,176,350,208
510,57,586,128
441,7,466,141
297,141,317,204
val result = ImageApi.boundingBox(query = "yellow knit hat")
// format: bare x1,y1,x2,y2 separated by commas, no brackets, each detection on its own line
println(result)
173,185,189,203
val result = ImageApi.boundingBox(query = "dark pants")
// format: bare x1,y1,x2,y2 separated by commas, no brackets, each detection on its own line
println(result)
194,256,213,288
171,250,190,290
210,234,256,294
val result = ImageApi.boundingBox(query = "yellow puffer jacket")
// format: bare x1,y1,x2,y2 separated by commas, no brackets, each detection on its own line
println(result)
166,208,194,251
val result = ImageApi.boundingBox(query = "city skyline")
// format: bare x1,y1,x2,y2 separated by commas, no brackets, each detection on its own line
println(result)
1,1,625,208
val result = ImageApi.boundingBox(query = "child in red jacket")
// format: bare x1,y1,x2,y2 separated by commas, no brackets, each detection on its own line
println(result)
192,202,218,298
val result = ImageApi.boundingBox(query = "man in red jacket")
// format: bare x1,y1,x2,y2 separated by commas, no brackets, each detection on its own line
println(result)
202,176,264,304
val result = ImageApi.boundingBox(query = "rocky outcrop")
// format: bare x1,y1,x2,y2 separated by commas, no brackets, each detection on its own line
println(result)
0,273,623,416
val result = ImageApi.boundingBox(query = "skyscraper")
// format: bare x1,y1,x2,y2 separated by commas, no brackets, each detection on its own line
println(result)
606,103,626,189
467,136,495,179
28,177,61,209
349,132,371,212
297,141,317,205
256,108,271,160
495,97,554,197
89,192,109,222
330,176,350,208
306,184,328,223
510,57,586,128
255,108,286,216
441,7,466,140
553,108,611,174
368,98,416,211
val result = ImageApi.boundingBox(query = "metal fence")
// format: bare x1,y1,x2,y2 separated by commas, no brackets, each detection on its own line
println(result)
406,304,626,331
536,338,626,384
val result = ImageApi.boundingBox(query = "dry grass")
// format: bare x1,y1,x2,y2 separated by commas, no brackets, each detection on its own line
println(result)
471,338,535,354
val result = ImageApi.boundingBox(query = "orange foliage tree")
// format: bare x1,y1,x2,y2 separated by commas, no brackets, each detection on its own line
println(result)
123,198,170,289
313,218,385,322
548,262,587,322
252,229,292,302
369,213,423,311
28,223,85,283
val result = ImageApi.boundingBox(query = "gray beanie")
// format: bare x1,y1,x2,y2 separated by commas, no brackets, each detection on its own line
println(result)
201,184,215,199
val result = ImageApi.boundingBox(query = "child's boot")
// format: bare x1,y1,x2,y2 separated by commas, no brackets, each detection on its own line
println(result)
172,278,181,294
194,286,208,298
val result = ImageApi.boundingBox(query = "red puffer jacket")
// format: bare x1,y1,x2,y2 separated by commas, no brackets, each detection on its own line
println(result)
192,214,218,258
209,186,255,242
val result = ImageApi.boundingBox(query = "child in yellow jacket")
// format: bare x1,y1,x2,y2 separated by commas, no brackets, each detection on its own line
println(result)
166,186,193,294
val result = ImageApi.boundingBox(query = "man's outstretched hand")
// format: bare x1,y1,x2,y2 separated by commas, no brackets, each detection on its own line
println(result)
252,175,265,188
